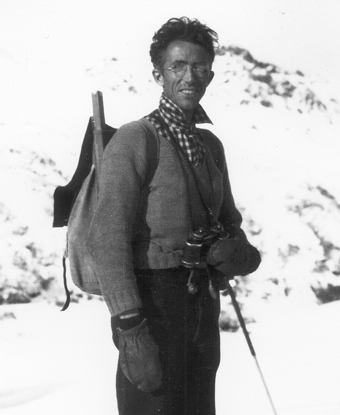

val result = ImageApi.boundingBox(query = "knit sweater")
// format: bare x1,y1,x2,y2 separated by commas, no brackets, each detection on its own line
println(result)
86,119,243,316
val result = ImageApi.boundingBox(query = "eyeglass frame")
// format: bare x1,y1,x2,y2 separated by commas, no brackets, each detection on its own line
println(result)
164,61,212,79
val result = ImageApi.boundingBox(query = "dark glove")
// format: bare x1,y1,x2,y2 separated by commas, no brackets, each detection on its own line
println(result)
116,319,162,392
207,238,261,277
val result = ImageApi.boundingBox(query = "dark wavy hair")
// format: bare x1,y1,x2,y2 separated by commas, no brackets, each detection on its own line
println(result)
150,17,219,68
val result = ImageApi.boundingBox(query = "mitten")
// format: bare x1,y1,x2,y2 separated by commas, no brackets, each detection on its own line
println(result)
116,319,162,392
207,238,261,277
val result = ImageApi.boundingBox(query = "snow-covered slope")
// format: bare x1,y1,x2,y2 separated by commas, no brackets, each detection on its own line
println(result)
204,47,340,317
1,300,339,414
1,45,340,316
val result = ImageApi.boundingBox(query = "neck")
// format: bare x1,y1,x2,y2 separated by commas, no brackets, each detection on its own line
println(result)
183,111,193,123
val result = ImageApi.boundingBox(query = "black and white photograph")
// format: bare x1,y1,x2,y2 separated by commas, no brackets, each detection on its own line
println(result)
1,1,340,414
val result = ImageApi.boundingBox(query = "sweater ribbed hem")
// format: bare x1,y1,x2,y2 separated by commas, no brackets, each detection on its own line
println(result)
133,241,183,270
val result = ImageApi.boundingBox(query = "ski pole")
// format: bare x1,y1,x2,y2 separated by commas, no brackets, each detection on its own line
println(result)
225,278,279,415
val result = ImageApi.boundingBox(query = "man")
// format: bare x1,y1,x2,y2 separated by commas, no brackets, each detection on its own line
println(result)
87,17,261,415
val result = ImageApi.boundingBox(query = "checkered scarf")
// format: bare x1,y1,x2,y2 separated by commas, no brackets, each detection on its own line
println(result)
145,93,213,167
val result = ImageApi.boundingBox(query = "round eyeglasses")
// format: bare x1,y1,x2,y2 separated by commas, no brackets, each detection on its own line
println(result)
165,62,210,79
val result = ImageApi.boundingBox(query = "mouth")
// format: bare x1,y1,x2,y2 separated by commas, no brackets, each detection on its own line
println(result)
180,89,200,97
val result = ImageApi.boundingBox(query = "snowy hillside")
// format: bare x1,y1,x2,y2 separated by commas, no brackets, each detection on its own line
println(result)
205,46,340,319
1,45,340,319
213,46,339,117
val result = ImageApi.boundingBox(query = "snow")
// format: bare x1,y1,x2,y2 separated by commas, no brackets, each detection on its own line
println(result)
1,300,340,414
0,302,117,415
217,300,340,414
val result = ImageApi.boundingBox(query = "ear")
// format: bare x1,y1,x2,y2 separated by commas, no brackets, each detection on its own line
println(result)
208,70,215,86
152,68,165,87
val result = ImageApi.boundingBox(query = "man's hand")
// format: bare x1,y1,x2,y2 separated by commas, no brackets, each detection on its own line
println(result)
117,319,163,392
207,238,261,277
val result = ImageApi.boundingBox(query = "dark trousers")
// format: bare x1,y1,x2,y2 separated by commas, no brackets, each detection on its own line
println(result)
111,266,221,415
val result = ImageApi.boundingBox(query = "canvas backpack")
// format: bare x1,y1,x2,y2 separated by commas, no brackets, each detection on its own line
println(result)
53,92,159,310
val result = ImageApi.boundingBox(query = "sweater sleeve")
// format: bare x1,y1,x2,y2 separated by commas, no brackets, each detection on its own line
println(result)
86,121,149,316
219,158,243,229
200,128,243,233
216,140,262,275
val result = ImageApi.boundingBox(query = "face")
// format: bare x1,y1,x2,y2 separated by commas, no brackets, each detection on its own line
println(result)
153,40,214,121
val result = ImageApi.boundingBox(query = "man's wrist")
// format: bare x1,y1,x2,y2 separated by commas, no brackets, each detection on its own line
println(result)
119,309,142,330
119,308,140,319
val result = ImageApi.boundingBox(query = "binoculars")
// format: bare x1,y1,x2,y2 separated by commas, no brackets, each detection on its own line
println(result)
181,222,230,268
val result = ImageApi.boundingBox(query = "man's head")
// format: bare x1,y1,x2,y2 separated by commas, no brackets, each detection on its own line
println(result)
150,17,219,120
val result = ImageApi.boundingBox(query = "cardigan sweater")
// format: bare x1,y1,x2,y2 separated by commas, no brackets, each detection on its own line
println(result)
86,119,243,316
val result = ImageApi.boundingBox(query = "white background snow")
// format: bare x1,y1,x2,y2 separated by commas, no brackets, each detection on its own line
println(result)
1,0,340,414
1,300,340,414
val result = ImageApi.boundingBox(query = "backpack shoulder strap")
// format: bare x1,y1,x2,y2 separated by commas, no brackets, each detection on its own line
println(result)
198,127,224,172
52,119,117,228
138,117,159,184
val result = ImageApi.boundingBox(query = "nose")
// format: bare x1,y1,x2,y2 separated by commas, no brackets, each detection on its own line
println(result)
183,65,196,82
